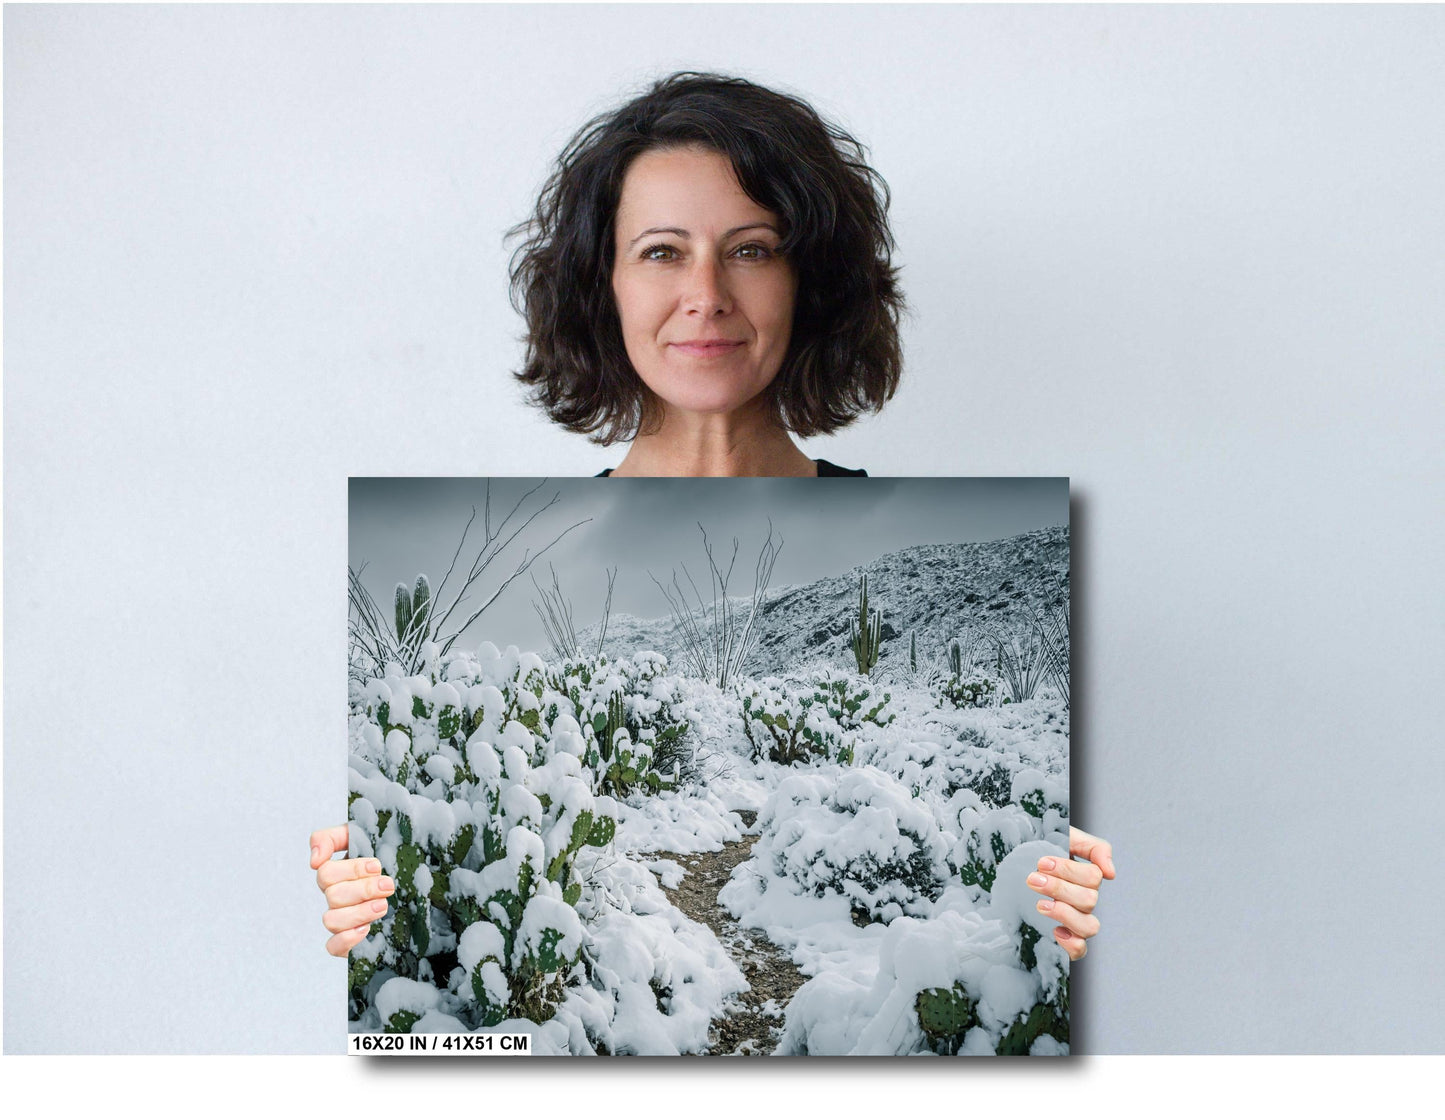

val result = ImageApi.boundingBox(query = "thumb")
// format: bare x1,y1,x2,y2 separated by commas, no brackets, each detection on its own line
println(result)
310,824,350,869
1069,826,1116,879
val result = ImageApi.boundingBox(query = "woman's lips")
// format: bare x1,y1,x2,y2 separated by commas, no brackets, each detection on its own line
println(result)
670,340,744,357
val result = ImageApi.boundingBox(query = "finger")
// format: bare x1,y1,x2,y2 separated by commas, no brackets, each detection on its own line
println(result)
1026,869,1098,915
1068,827,1116,879
1035,853,1103,890
310,825,351,870
327,922,374,959
1053,926,1087,962
1034,896,1100,939
323,897,390,935
316,856,383,891
324,875,396,909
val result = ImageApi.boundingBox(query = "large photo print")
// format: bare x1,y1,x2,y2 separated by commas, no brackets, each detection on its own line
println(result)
346,476,1070,1055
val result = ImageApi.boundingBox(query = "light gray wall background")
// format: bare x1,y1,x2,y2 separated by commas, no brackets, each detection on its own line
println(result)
5,4,1442,1053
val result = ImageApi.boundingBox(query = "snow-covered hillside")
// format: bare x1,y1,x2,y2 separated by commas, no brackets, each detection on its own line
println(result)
577,526,1069,679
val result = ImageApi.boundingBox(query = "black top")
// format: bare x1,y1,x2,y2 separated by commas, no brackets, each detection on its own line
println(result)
595,458,867,478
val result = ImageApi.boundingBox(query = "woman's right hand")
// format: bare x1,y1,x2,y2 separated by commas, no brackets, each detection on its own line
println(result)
311,824,395,957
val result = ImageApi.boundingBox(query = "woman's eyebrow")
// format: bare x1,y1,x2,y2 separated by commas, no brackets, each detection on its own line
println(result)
626,223,780,249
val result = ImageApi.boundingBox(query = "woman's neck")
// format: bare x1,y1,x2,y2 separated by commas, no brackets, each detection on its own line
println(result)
610,404,817,477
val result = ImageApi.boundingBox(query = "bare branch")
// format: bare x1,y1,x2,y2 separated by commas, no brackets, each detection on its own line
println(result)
349,480,590,676
437,514,590,659
594,567,617,657
531,563,579,661
649,520,783,688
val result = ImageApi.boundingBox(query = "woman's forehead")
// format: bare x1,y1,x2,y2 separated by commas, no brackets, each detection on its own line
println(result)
615,147,778,232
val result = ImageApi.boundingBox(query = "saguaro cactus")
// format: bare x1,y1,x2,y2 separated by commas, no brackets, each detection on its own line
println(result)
849,573,883,676
394,583,414,643
411,574,431,639
394,574,432,652
909,630,917,673
948,639,962,679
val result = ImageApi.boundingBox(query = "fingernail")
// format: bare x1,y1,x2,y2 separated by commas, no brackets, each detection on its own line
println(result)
1054,927,1072,940
311,846,320,863
366,860,382,874
379,877,394,893
1107,859,1116,875
1027,873,1048,888
1038,857,1056,871
372,900,387,914
1037,898,1054,912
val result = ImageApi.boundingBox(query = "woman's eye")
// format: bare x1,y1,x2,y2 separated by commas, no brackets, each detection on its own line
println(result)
641,244,678,261
734,243,773,260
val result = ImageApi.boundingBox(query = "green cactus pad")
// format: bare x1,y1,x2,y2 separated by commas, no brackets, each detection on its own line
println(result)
568,810,595,853
348,956,376,994
396,842,423,892
448,824,475,866
428,868,450,909
388,906,412,950
585,814,615,847
531,928,567,974
385,1009,421,1034
915,983,976,1041
472,966,508,1028
1019,922,1042,970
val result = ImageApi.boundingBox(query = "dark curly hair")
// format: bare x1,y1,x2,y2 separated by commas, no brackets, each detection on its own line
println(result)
507,71,905,446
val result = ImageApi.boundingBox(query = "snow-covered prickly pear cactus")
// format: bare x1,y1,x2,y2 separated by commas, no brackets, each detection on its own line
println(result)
348,645,623,1032
915,983,976,1048
738,669,891,767
348,643,697,1034
543,652,689,798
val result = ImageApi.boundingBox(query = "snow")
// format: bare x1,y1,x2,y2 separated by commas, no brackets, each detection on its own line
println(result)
517,894,584,968
375,977,440,1024
989,839,1070,938
423,754,455,785
432,681,460,711
613,788,744,854
642,858,687,889
383,729,409,770
348,528,1070,1055
456,921,507,975
412,1010,467,1033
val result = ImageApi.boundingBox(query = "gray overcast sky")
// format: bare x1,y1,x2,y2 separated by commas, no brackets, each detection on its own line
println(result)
349,477,1067,655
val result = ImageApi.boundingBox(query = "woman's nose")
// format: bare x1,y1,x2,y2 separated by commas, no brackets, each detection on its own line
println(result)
681,257,732,316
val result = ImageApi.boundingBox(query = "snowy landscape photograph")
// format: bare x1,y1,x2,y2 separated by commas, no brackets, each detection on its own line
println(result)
346,477,1071,1055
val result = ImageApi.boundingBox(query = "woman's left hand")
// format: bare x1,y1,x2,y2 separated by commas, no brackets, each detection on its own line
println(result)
1026,826,1115,961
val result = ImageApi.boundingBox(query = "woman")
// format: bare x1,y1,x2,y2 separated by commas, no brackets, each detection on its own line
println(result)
314,72,1113,967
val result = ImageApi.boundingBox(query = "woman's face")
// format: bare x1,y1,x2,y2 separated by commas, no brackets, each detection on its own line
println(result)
611,145,797,423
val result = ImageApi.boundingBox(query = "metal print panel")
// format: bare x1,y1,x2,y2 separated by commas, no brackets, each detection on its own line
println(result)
346,477,1070,1055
